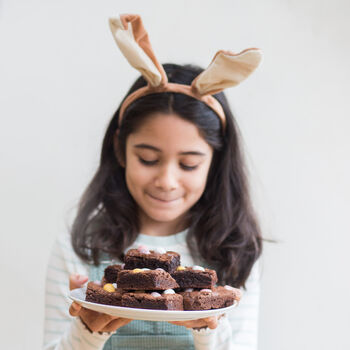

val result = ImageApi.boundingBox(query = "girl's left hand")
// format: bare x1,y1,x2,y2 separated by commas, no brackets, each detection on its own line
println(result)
169,315,220,330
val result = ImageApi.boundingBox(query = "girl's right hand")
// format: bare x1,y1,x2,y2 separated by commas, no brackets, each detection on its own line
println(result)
68,274,133,333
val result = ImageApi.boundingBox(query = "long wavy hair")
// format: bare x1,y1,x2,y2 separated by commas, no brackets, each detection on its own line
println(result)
71,63,262,288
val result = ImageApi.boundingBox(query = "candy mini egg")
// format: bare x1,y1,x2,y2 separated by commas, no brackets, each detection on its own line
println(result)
154,247,166,254
163,289,175,295
192,265,205,271
103,283,116,292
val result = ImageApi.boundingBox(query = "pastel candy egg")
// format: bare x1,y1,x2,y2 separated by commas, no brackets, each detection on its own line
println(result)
142,268,150,271
163,289,175,295
112,283,118,289
176,266,186,271
156,268,165,272
185,288,193,292
151,292,162,297
154,247,166,254
224,285,235,291
121,263,125,269
103,283,116,292
200,289,212,293
93,280,102,286
192,265,205,271
137,245,150,254
132,268,143,273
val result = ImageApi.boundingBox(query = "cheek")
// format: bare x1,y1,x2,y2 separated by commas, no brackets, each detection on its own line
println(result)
185,171,209,197
125,159,152,190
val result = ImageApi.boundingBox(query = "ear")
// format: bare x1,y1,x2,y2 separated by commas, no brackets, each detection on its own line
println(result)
113,130,125,168
109,14,167,87
191,49,263,96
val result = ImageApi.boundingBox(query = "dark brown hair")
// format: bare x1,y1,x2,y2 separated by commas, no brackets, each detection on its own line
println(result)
71,63,262,288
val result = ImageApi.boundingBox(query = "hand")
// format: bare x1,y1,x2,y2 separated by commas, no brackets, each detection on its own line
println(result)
169,315,222,330
69,274,133,333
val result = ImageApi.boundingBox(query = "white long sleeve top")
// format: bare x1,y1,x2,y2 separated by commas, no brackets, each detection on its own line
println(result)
43,229,260,350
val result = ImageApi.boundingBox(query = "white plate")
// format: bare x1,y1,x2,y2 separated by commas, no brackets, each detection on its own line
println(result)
69,287,238,321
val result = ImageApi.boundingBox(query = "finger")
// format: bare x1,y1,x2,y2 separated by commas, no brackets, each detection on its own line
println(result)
102,318,133,333
203,316,218,329
168,320,189,327
172,317,218,329
69,274,89,290
69,302,82,317
81,309,114,332
168,320,194,327
170,320,208,329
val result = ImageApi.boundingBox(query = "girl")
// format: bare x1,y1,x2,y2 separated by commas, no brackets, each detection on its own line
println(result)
43,14,263,350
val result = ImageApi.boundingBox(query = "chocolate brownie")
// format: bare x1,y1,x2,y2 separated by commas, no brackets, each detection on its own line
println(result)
181,286,242,310
85,281,123,306
103,264,124,284
124,247,180,273
117,268,179,290
122,290,183,310
172,265,218,289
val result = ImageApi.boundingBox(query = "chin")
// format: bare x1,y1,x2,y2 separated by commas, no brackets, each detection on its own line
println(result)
145,210,184,223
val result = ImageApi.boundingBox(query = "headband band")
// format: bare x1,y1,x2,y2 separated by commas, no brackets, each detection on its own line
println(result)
109,14,263,132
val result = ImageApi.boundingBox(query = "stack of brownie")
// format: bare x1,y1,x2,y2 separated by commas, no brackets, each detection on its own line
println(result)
85,246,242,311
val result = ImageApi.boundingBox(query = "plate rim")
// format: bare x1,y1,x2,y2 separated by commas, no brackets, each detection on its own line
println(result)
69,287,238,320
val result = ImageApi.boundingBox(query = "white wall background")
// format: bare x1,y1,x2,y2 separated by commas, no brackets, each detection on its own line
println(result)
1,0,349,349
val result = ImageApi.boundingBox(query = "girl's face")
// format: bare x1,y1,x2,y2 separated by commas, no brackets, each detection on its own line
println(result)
123,113,214,235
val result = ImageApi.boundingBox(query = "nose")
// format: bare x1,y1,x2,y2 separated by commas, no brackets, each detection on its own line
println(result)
154,164,178,191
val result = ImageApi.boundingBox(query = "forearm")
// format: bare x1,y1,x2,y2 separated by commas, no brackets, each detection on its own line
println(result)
43,233,111,349
44,318,112,350
191,315,233,350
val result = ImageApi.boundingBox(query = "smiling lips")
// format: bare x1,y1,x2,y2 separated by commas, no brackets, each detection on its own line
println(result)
147,193,179,203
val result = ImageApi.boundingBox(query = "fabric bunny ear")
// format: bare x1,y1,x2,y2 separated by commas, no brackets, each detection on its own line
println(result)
109,14,167,87
192,49,263,96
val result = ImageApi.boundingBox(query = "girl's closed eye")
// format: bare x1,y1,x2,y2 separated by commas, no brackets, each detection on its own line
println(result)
180,164,198,171
138,157,198,171
138,157,158,165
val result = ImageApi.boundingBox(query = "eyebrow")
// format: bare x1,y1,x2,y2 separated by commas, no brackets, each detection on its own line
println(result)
134,143,206,156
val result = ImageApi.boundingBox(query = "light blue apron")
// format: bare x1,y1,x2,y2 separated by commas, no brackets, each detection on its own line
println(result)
89,259,195,350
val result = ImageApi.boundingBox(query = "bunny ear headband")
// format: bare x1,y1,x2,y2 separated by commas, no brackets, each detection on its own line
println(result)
109,14,263,131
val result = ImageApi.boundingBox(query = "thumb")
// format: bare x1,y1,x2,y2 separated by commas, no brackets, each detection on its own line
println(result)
69,273,89,291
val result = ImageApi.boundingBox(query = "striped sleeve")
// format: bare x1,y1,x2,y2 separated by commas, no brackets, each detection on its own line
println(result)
192,260,261,350
43,233,112,350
